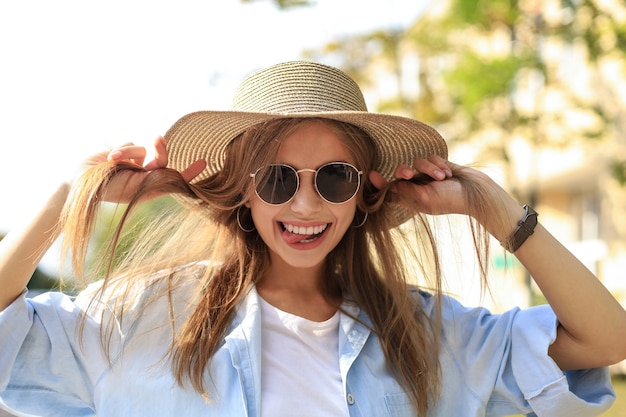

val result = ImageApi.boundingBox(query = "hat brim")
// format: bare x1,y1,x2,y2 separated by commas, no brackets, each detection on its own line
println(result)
164,110,448,227
164,110,448,183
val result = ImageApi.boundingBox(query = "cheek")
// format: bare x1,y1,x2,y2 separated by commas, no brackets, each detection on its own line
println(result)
249,199,275,226
248,200,288,247
333,203,357,231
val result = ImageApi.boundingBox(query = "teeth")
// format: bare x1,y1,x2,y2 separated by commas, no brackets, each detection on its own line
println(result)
283,223,328,235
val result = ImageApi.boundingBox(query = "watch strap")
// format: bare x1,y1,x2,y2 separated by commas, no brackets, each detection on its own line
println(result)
502,204,538,253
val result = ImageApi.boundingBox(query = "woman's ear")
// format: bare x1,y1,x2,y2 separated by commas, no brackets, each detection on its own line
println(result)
236,192,252,208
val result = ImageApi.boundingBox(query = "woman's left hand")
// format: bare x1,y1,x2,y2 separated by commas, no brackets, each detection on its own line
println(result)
369,155,478,216
372,157,626,370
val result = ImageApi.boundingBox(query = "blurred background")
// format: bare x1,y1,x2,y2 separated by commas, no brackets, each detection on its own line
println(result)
1,0,626,415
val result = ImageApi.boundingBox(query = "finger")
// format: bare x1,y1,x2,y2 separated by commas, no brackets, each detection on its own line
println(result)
144,136,168,170
180,159,207,183
426,155,453,178
108,145,147,166
82,149,113,166
106,142,135,158
368,170,389,190
393,165,417,180
412,157,448,181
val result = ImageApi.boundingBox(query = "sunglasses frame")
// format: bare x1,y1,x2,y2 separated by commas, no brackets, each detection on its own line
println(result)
250,162,363,205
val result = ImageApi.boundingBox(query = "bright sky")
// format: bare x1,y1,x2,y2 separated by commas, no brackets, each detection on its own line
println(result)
0,0,430,235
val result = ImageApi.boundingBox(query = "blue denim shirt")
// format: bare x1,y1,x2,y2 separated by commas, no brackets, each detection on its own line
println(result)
0,272,615,417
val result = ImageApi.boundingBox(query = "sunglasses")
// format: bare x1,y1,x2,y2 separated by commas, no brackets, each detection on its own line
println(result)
250,162,363,205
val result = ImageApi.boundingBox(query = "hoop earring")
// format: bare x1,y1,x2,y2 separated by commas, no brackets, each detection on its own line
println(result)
352,210,368,228
237,206,256,233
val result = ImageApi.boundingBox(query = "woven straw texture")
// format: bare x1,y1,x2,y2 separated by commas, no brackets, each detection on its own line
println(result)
164,61,448,184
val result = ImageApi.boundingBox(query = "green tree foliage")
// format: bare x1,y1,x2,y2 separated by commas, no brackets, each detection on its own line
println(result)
304,0,626,190
28,268,59,291
87,195,183,279
451,0,521,28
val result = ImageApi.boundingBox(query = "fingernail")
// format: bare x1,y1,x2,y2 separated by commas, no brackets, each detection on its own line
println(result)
402,168,414,177
434,169,446,180
108,150,122,161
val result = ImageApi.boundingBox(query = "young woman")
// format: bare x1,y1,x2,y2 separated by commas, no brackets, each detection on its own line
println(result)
1,61,625,417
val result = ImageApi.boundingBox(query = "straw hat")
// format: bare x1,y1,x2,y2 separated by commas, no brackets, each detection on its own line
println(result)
164,61,448,186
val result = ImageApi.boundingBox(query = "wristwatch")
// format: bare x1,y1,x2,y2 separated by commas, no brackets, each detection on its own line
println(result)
503,204,538,253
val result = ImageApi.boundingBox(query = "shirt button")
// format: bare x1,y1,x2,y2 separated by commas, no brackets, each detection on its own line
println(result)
346,393,355,405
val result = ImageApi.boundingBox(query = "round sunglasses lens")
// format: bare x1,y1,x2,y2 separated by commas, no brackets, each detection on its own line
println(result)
316,163,360,203
255,165,298,204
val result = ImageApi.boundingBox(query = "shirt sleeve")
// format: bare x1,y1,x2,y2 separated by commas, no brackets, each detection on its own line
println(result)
0,290,108,417
508,304,614,416
438,295,615,417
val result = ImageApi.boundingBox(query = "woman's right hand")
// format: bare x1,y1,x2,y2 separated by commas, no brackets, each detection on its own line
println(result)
80,136,206,203
0,136,206,311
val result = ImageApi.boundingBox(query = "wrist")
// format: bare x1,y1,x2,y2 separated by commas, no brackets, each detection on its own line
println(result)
501,204,538,252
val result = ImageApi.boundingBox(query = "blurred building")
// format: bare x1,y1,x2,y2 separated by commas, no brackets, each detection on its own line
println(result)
521,145,626,308
369,0,626,352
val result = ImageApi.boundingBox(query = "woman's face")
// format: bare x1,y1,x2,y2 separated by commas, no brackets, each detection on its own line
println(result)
248,121,358,272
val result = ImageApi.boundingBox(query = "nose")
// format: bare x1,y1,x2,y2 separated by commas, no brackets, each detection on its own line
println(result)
290,170,322,214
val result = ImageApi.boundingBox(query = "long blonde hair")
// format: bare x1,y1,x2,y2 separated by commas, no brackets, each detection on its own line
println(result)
61,118,502,415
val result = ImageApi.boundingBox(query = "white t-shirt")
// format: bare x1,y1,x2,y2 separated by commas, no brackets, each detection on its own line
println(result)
259,297,349,417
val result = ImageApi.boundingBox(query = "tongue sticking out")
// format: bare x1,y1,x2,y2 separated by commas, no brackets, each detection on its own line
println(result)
282,228,317,244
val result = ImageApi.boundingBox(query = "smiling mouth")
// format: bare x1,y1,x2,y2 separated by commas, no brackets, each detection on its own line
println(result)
280,222,329,243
